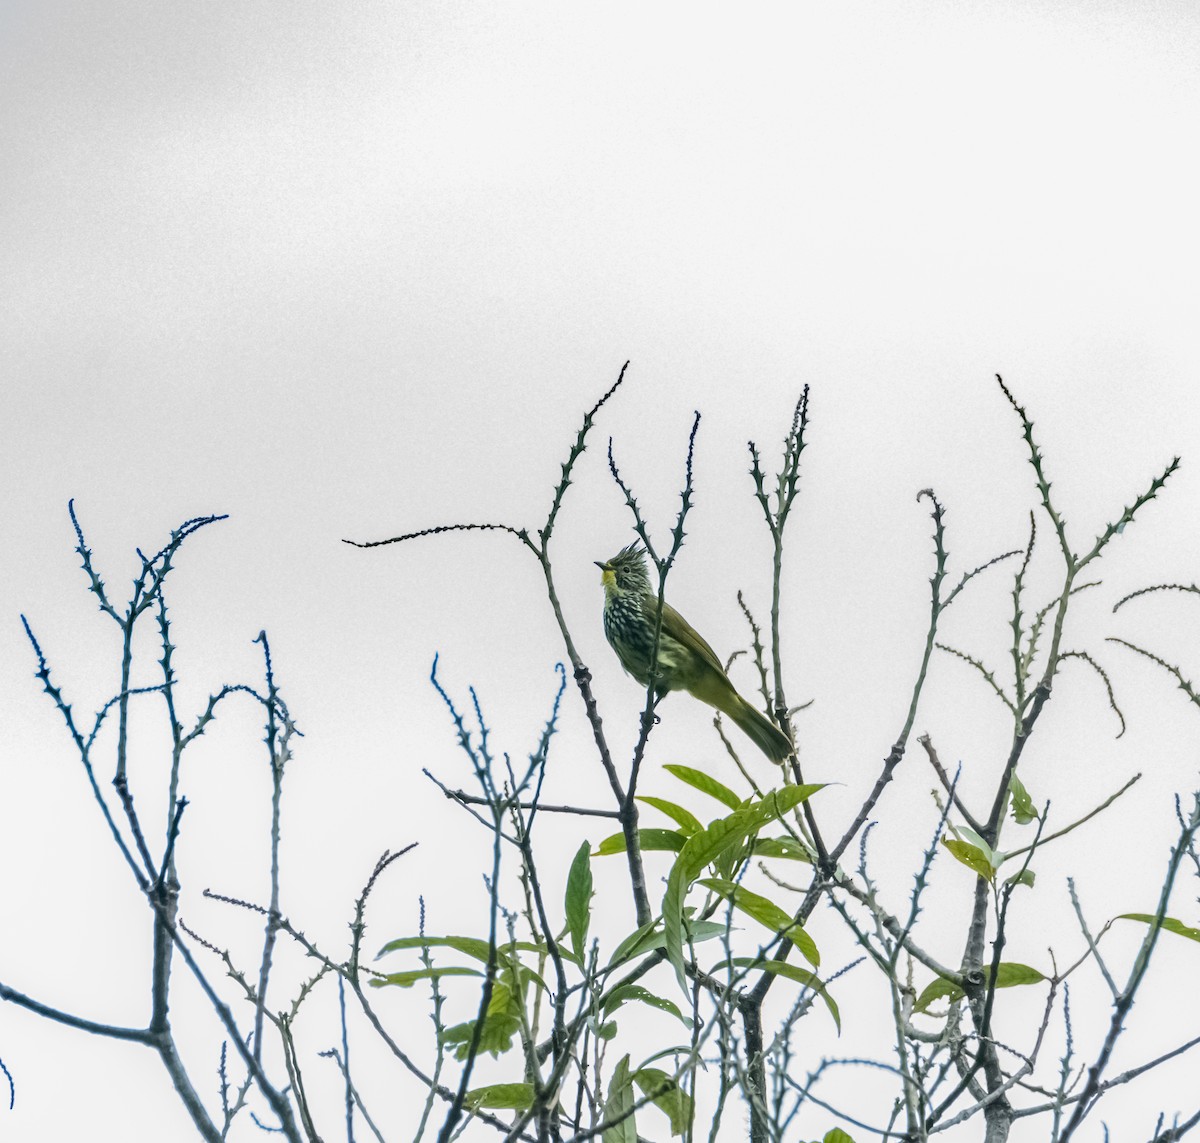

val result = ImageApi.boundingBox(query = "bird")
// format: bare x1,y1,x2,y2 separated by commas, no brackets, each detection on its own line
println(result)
596,543,793,763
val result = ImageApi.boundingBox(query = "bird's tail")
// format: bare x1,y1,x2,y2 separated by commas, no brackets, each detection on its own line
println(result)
729,694,793,764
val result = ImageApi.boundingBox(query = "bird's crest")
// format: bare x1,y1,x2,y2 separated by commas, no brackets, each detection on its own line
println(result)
597,543,649,590
610,543,646,568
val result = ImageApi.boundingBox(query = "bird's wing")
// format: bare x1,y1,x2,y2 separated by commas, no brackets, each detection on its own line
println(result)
655,600,728,677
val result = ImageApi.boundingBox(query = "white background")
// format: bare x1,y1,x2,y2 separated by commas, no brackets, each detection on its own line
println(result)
3,2,1200,1140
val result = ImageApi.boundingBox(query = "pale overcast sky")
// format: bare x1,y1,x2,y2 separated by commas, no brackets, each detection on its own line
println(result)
3,3,1200,1140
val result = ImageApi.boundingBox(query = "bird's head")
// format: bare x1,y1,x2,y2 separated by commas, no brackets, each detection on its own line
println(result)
596,543,651,598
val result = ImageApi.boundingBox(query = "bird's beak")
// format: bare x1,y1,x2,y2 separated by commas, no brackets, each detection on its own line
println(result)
596,560,615,588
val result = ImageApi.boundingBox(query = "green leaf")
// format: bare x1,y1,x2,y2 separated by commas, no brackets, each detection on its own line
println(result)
440,981,524,1060
596,828,687,856
507,940,555,957
609,919,660,966
638,1044,698,1069
942,838,996,881
375,933,578,973
913,962,1046,1014
369,966,482,989
753,835,813,862
602,984,690,1026
608,919,729,967
756,784,825,818
602,1055,637,1143
824,1130,858,1143
377,935,494,962
464,1083,535,1111
911,975,961,1015
565,841,593,961
731,958,840,1032
516,961,554,997
993,963,1046,987
1008,772,1038,824
440,1010,522,1059
954,826,998,863
1006,868,1036,889
637,796,703,835
1118,913,1200,944
662,764,743,810
698,877,819,967
662,785,823,989
633,1067,692,1136
664,812,756,987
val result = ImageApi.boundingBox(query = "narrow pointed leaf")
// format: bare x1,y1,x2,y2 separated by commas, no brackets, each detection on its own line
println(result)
662,764,742,810
441,1012,522,1060
955,827,998,864
637,796,702,835
369,966,482,989
662,786,823,989
914,962,1045,1014
698,877,819,967
608,919,729,968
753,835,813,862
609,919,660,967
664,810,757,987
374,934,576,973
1008,773,1038,824
440,980,524,1059
596,828,687,856
1118,913,1200,944
464,1083,535,1111
912,975,960,1015
378,935,494,961
638,1044,699,1069
633,1067,692,1136
993,963,1046,987
602,1055,637,1143
602,984,690,1025
730,957,840,1031
565,840,593,960
942,838,996,881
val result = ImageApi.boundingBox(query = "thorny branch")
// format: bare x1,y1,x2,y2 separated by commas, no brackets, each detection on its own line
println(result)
8,372,1197,1143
